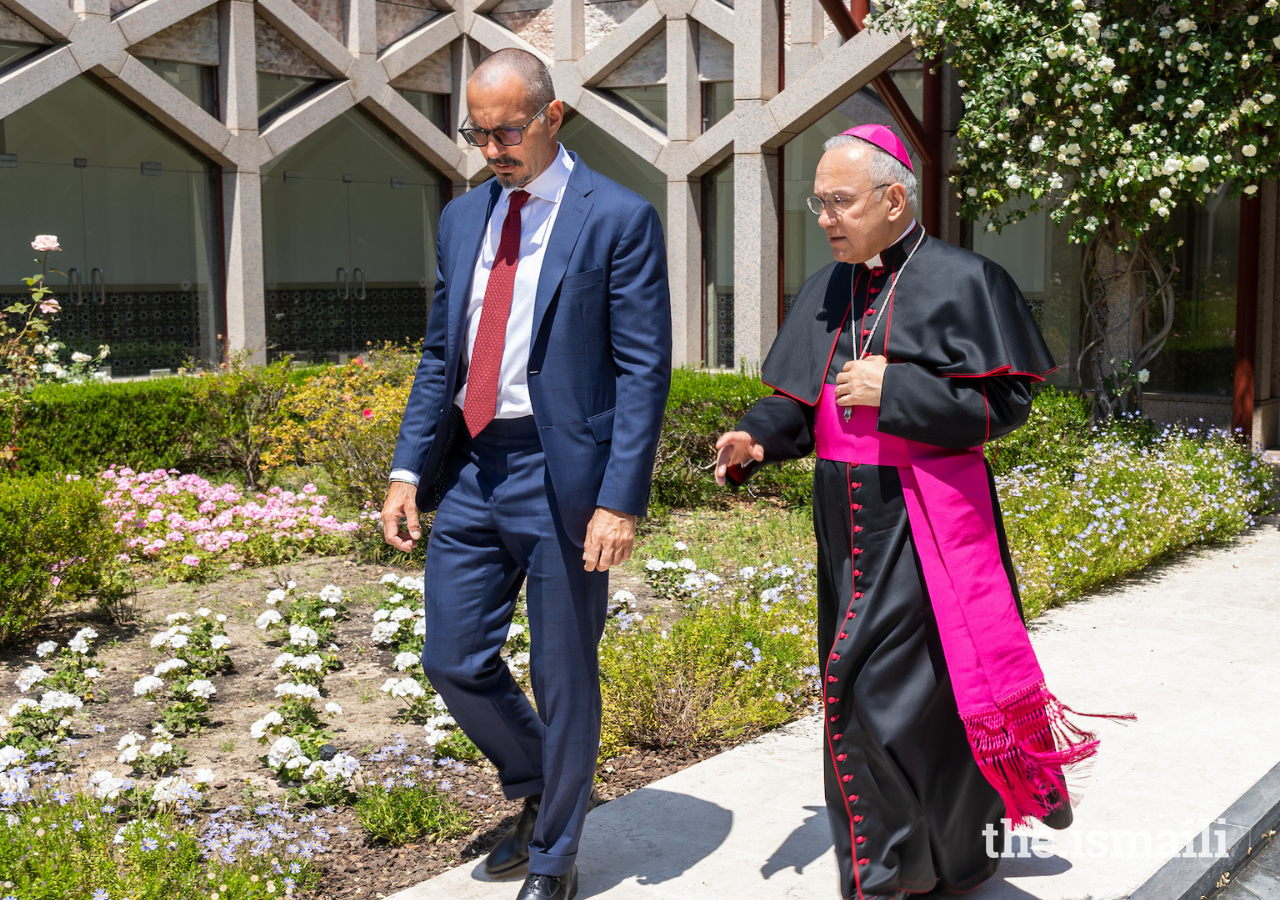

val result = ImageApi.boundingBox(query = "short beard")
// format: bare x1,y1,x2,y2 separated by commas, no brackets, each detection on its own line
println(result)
491,155,529,189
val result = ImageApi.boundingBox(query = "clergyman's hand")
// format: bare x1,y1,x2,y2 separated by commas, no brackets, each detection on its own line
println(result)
835,355,889,407
714,431,764,485
381,480,422,552
583,506,637,572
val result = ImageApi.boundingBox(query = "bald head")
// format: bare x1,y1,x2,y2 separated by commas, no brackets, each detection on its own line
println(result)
465,49,564,188
471,49,556,110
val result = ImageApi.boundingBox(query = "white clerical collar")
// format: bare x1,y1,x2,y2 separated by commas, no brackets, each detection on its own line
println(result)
502,142,574,204
860,219,918,269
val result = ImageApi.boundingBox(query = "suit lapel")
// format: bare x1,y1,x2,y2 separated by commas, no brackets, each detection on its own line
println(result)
532,159,594,340
447,181,502,356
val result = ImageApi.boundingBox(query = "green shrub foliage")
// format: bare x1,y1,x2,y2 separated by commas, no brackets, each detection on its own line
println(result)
10,380,208,476
0,474,123,645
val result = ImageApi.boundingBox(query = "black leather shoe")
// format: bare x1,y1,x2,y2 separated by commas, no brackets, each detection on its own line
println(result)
485,794,540,877
516,867,578,900
1039,789,1074,830
485,789,603,877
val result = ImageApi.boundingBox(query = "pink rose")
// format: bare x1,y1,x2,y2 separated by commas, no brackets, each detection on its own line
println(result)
31,235,60,253
39,299,61,315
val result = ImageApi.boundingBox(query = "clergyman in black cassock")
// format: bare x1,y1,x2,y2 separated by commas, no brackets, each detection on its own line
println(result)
715,127,1061,900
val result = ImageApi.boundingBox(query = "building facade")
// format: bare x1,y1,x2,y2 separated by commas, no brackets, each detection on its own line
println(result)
1,0,1277,446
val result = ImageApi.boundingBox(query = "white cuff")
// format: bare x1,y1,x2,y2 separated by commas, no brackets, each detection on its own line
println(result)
389,469,421,486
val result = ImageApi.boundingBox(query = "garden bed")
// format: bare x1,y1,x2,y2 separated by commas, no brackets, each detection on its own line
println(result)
0,555,764,899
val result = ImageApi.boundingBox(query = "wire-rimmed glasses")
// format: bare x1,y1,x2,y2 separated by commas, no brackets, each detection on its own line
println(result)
458,103,550,147
806,183,891,215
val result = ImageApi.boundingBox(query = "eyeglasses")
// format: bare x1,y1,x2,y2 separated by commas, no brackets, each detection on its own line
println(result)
458,103,550,147
806,184,891,216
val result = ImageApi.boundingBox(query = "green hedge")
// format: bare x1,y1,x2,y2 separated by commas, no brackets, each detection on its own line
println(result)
652,368,813,509
11,379,209,476
0,474,124,646
8,365,327,479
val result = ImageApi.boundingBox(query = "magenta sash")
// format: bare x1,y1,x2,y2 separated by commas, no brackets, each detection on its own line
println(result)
815,386,1118,826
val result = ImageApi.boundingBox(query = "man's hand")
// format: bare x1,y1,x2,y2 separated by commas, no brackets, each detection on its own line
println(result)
835,355,889,407
381,481,422,552
583,507,637,572
714,431,764,485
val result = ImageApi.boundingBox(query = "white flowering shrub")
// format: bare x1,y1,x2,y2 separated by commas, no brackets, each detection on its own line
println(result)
876,0,1280,413
24,627,106,702
368,579,426,656
116,725,189,777
257,582,349,646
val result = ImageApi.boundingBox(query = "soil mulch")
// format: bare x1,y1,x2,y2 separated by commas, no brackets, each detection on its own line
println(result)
0,555,772,899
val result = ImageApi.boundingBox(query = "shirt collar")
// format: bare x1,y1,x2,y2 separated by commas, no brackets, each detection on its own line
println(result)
502,143,574,204
861,219,920,270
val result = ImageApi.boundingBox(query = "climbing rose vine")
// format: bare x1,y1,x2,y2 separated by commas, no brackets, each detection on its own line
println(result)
875,0,1280,417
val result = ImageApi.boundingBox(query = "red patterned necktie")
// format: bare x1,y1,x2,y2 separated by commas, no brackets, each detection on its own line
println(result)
463,189,531,438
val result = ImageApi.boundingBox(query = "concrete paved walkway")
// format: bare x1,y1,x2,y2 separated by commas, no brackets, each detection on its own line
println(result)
389,522,1280,900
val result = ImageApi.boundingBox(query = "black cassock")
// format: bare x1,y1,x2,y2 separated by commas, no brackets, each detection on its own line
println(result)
729,223,1055,900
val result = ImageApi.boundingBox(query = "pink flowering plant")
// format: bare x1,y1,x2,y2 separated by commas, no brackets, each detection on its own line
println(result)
100,467,360,582
1,236,110,467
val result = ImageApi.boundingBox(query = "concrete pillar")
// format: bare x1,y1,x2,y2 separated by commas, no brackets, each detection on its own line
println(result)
664,16,701,366
733,149,780,366
346,0,378,56
730,0,780,366
553,0,584,62
734,0,780,104
667,177,702,367
73,0,110,19
219,0,267,362
786,0,825,79
222,169,267,361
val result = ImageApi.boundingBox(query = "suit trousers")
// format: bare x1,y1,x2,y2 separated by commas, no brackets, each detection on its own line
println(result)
420,414,609,877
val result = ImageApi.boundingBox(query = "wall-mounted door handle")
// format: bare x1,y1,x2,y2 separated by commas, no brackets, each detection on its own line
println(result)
353,267,366,301
68,267,82,306
336,267,349,300
91,267,106,305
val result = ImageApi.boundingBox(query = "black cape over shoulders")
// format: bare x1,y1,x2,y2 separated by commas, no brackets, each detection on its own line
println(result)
762,230,1057,406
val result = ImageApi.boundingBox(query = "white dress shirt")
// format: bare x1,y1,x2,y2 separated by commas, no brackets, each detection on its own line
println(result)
391,144,575,486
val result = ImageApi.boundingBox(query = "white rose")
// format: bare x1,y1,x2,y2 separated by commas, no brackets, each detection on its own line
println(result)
1029,135,1046,152
1006,174,1023,190
1242,144,1258,157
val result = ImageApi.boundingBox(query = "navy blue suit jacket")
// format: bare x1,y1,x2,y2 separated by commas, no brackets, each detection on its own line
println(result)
391,153,672,546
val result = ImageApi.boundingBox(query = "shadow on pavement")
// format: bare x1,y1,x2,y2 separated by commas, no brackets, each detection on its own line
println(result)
762,804,833,879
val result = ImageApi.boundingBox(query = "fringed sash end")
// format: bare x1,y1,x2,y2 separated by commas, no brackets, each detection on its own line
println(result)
961,682,1134,828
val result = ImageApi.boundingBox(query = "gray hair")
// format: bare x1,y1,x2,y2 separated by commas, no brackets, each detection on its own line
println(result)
823,133,918,213
470,49,556,112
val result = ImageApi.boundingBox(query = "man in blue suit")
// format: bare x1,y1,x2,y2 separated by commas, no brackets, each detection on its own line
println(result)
381,48,672,900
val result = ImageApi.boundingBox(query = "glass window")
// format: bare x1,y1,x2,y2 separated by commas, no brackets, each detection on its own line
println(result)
258,73,327,126
557,109,667,237
1145,186,1240,395
138,58,217,115
0,40,43,75
701,81,733,132
886,69,923,122
703,159,733,368
601,86,668,134
395,89,449,133
261,109,448,360
781,107,853,319
972,208,1082,387
0,75,220,374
